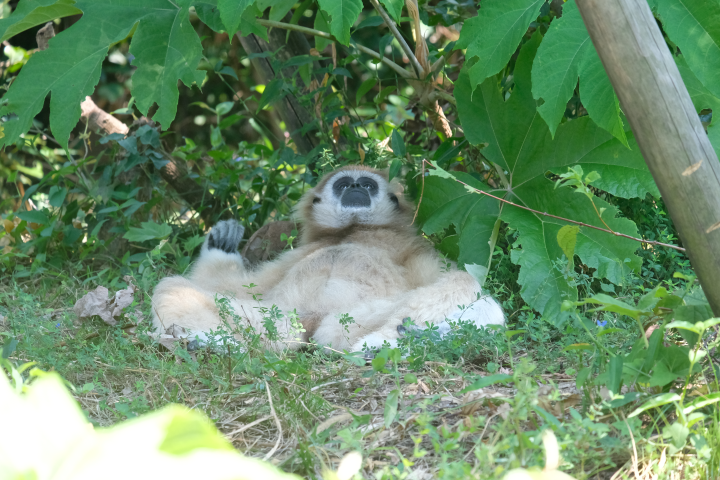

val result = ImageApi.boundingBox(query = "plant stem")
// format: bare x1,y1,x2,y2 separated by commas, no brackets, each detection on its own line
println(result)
575,313,617,356
424,160,686,253
366,0,423,77
254,19,413,79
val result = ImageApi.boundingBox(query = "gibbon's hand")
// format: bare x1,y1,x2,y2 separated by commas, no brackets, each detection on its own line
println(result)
206,220,245,254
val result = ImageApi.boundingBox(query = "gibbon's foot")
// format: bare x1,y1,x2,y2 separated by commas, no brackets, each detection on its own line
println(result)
396,297,505,341
206,220,245,254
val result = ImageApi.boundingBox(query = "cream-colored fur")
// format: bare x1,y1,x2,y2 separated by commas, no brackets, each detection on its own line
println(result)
151,166,505,352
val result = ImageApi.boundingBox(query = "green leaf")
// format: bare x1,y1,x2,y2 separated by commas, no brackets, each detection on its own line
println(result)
355,78,376,105
218,0,254,37
388,159,402,182
194,2,225,32
123,221,172,243
628,392,681,418
0,372,301,479
0,0,205,149
461,373,513,393
0,0,81,43
314,12,332,52
384,388,399,427
576,366,591,389
584,294,645,319
683,393,720,415
379,0,403,23
130,0,205,129
404,373,418,384
657,0,720,100
391,129,406,157
557,225,579,264
257,79,286,113
441,31,653,317
530,0,627,144
48,186,68,208
465,263,489,288
316,0,363,45
457,0,544,89
607,355,623,395
17,210,50,225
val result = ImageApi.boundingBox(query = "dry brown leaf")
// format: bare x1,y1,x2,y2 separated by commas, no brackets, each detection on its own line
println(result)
0,314,6,325
73,283,137,326
357,145,365,163
497,402,511,420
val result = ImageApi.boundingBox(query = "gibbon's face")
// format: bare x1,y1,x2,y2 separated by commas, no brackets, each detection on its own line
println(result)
311,168,403,228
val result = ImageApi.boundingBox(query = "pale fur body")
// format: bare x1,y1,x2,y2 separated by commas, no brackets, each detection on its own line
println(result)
151,166,504,351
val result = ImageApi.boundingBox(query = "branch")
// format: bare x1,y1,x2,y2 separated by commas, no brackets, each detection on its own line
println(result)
254,19,413,79
423,160,686,253
367,0,424,77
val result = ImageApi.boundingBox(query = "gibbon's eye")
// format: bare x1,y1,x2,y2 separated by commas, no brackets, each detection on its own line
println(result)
357,176,378,192
332,177,353,197
313,197,321,204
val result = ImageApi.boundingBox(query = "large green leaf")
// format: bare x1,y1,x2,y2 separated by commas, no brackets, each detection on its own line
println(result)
129,0,205,129
456,0,544,90
426,32,657,320
675,55,720,159
0,0,205,149
531,0,626,145
217,0,254,37
657,0,720,99
0,372,300,479
0,0,81,43
316,0,363,45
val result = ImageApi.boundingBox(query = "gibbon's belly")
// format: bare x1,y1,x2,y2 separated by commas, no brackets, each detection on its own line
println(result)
269,244,409,312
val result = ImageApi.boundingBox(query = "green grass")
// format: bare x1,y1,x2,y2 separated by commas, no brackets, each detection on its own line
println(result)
2,263,718,480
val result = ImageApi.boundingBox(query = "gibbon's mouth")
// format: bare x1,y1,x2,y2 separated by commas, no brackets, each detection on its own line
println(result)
341,187,371,207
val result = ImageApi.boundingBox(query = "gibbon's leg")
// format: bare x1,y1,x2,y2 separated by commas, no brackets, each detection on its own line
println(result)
151,220,294,350
323,270,504,352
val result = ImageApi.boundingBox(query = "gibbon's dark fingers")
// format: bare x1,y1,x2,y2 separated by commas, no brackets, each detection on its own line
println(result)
206,219,245,254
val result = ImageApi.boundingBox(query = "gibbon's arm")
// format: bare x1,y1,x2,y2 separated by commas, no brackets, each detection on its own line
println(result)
187,220,249,295
188,219,309,297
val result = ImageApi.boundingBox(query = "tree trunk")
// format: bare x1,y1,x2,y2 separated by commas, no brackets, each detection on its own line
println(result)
576,0,720,315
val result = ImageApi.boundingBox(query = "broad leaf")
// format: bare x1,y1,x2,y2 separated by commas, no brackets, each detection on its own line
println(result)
0,0,81,43
123,221,173,242
531,0,627,144
675,55,720,159
218,0,254,37
0,0,205,149
456,0,544,89
379,0,404,23
428,32,656,319
316,0,363,45
657,0,720,99
0,373,300,479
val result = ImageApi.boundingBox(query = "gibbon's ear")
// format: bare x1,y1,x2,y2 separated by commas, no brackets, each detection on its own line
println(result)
313,197,321,204
388,193,400,208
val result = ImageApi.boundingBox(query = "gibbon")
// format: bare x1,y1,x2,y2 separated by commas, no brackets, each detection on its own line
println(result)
151,165,505,352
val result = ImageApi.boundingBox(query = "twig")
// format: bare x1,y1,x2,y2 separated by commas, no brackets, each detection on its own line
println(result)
411,159,426,225
367,0,423,77
263,380,283,461
255,19,412,78
310,378,352,392
428,89,457,106
226,415,272,439
424,160,686,252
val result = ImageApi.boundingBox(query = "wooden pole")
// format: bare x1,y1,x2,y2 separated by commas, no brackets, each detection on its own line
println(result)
576,0,720,315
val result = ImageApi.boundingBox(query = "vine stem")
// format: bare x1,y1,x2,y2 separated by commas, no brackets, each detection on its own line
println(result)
423,160,686,253
254,19,413,79
366,0,423,77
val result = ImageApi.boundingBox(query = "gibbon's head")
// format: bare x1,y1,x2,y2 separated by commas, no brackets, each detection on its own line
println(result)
297,165,412,235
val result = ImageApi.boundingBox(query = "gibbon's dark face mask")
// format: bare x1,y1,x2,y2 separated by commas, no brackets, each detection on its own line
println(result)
334,176,379,208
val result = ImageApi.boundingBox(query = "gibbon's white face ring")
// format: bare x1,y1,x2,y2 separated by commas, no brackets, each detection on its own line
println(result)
312,170,397,229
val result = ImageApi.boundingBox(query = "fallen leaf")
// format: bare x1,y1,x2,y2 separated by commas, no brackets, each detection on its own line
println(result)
73,284,137,326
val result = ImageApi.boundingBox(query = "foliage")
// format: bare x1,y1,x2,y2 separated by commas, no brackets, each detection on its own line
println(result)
0,363,300,480
1,0,720,477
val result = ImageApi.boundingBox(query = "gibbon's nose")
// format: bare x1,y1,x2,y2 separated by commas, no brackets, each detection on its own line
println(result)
341,184,371,207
